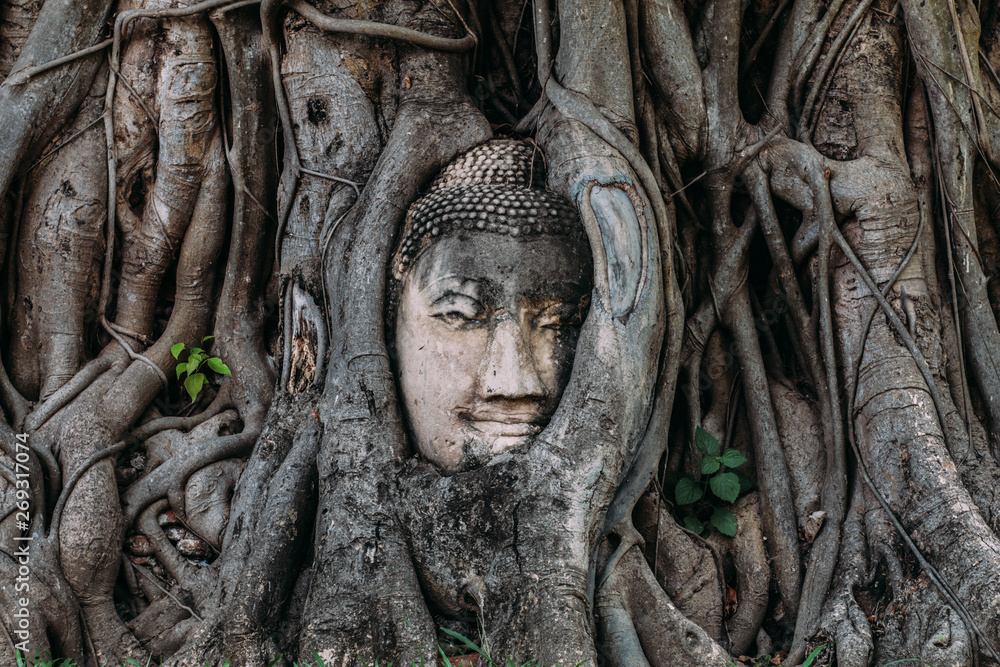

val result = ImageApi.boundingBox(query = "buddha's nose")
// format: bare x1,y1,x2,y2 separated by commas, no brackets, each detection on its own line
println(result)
480,314,546,400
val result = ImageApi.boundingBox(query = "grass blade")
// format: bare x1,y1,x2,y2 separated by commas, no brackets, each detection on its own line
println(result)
802,644,826,667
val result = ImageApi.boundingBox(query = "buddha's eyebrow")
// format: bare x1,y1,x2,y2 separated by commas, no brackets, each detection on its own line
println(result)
418,274,481,298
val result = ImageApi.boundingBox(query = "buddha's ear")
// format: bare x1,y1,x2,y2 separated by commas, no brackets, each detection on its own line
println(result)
578,181,649,320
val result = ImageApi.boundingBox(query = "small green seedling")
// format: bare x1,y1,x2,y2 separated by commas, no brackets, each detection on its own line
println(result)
670,426,752,537
171,336,231,402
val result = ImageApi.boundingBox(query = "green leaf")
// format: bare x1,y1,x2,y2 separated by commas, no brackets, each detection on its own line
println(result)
720,448,748,468
701,456,721,475
201,335,214,343
709,472,740,503
695,426,720,456
187,353,204,371
170,342,185,359
675,477,704,505
802,643,827,667
190,347,203,356
711,507,738,536
207,357,232,376
440,627,490,660
683,516,705,534
184,373,206,402
175,362,188,380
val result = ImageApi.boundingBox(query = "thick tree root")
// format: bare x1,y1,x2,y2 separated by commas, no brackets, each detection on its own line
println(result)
634,489,724,643
123,429,254,526
603,547,731,666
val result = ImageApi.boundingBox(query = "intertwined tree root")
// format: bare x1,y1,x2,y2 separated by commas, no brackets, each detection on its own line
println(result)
4,0,1000,665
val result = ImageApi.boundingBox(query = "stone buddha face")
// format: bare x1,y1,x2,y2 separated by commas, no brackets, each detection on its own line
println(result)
392,141,592,474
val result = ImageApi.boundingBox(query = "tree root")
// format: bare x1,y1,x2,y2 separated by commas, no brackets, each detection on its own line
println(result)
127,384,233,446
533,0,687,617
126,590,194,655
137,500,214,602
210,1,277,433
28,535,85,664
287,0,477,52
0,353,29,430
142,408,240,473
183,458,243,549
595,574,652,667
818,483,874,667
633,489,724,643
769,379,824,530
0,0,114,201
605,546,731,666
48,439,130,560
162,393,314,667
40,373,147,665
219,411,320,664
24,355,115,433
123,430,254,526
720,495,771,656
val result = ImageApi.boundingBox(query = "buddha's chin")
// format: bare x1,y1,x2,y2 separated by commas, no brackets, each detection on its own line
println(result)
449,424,540,472
487,433,533,454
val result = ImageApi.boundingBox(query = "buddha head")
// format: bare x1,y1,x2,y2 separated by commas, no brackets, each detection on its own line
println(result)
390,141,593,474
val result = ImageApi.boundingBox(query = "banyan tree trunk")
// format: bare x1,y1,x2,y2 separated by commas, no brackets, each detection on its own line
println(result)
5,0,1000,666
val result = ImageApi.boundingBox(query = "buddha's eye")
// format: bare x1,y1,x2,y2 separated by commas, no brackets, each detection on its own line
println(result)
535,313,564,331
534,302,583,331
430,293,485,327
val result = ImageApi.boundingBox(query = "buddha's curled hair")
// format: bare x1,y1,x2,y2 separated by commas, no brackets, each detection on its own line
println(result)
390,139,585,282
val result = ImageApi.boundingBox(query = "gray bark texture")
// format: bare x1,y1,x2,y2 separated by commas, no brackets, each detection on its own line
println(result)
3,0,1000,665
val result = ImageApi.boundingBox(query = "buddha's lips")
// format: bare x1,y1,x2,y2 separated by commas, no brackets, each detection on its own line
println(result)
463,411,545,437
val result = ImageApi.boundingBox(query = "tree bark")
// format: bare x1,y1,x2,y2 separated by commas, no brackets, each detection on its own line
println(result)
5,0,1000,665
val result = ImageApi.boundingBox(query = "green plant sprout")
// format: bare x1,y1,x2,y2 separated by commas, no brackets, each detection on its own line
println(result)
670,426,752,537
725,642,828,667
171,335,231,402
801,644,827,667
